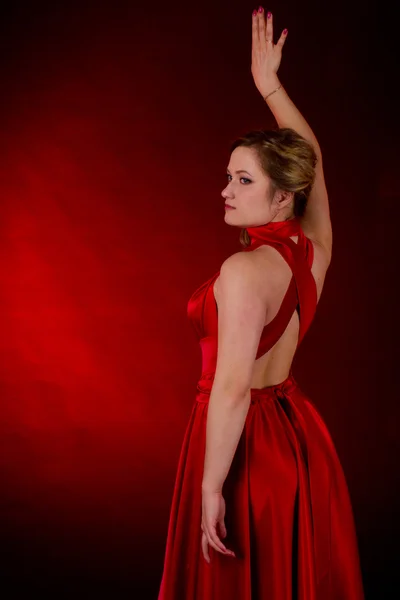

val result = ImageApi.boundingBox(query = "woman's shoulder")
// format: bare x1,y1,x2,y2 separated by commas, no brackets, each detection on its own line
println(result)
216,246,292,300
220,245,287,275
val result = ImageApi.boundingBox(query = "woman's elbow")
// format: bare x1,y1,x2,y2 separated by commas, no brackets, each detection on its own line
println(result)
212,373,251,402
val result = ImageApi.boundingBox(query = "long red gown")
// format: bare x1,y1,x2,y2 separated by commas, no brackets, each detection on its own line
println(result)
158,218,365,599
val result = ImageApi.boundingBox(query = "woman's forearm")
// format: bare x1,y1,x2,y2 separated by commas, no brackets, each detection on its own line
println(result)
202,385,251,493
263,74,321,158
263,73,332,252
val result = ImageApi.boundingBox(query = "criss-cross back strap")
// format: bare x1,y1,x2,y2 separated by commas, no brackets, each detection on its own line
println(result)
242,229,317,360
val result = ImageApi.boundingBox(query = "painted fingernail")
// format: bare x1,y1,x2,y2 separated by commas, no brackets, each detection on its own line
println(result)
258,6,263,12
267,11,272,18
252,9,257,16
283,28,288,34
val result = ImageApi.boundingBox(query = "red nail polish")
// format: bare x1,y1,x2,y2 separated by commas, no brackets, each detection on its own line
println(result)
283,28,288,34
267,11,272,18
258,6,263,12
252,9,257,16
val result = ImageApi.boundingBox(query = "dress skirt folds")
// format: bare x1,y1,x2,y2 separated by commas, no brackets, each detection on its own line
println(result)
158,374,364,600
158,218,365,599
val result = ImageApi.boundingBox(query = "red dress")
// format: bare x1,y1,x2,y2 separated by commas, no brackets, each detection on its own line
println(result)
158,218,365,600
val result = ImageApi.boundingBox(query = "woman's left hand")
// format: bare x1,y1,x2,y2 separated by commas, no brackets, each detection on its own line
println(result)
201,489,236,563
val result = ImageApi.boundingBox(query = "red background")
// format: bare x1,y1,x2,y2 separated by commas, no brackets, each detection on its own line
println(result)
0,1,398,598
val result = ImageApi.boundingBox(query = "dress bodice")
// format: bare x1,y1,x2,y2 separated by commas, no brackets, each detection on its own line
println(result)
187,217,317,379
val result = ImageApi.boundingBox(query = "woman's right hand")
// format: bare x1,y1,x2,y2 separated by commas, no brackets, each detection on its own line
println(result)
251,8,287,98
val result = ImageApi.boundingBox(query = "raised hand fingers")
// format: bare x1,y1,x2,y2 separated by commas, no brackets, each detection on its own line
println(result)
265,10,273,43
254,7,274,47
257,7,267,46
276,27,288,49
252,8,287,51
252,8,261,51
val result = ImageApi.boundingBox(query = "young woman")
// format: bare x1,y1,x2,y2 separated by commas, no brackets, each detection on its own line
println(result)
158,7,365,599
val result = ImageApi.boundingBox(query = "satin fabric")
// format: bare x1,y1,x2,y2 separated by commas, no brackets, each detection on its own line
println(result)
158,218,365,599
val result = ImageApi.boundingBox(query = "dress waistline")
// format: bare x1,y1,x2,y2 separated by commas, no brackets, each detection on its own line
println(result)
196,371,299,404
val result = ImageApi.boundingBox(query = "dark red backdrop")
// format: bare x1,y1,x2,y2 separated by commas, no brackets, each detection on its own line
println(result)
0,1,398,598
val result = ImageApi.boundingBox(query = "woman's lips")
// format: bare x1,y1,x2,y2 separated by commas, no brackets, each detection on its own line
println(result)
224,204,236,209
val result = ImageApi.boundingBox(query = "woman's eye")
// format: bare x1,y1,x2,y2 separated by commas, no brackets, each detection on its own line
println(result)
226,175,251,184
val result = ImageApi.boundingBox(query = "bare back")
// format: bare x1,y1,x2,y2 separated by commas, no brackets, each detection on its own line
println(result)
213,235,330,388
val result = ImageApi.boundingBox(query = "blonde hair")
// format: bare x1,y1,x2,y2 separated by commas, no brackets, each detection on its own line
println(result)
229,127,317,248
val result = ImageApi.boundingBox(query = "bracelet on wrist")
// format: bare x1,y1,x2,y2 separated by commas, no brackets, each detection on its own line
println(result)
263,83,282,101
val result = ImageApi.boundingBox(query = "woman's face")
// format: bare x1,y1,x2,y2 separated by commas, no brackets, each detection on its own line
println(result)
221,146,292,227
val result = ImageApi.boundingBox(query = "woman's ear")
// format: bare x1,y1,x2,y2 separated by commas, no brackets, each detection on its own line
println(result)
274,189,294,209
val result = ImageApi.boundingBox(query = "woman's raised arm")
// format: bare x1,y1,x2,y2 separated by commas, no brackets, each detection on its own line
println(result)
251,8,332,260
